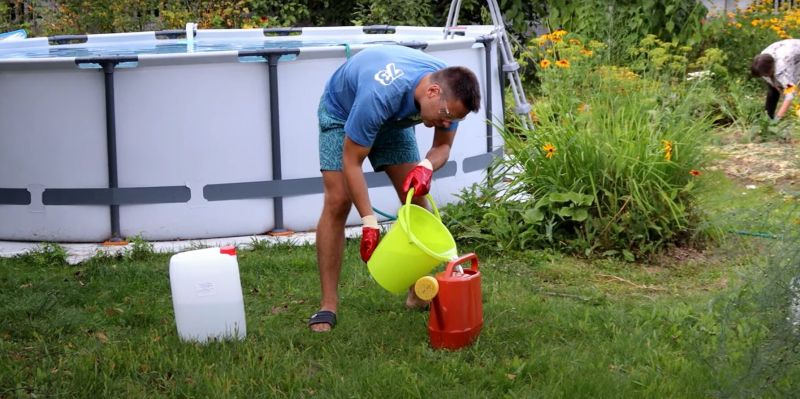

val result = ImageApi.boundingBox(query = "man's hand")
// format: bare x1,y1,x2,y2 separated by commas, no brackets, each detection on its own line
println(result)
360,215,379,262
402,159,433,198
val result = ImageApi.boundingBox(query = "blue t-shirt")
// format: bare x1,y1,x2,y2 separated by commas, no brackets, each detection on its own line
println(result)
322,45,459,148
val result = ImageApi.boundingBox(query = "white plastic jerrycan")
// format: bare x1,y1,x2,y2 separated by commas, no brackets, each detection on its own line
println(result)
169,245,247,343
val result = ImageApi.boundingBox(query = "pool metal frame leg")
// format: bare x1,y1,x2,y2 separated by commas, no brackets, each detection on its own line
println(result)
101,61,125,243
74,56,138,244
266,53,292,236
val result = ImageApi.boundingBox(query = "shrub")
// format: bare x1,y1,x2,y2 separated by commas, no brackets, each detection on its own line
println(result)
443,33,718,260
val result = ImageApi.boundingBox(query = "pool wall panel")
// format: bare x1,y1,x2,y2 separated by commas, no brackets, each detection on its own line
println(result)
114,55,274,240
0,66,111,241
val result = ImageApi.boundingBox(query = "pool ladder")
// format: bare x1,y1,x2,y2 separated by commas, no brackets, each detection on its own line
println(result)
442,0,533,131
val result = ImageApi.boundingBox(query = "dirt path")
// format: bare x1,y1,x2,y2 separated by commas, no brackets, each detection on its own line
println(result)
707,141,800,190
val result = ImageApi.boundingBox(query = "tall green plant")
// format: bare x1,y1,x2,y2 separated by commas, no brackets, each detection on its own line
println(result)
541,0,707,61
445,34,718,260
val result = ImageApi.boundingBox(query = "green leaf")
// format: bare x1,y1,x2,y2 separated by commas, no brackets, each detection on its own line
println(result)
549,192,570,203
622,250,635,262
557,207,575,218
522,209,545,224
534,195,552,210
602,250,619,257
666,20,675,32
573,209,589,221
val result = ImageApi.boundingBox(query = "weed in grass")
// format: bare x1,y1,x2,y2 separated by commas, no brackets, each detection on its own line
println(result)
14,242,68,268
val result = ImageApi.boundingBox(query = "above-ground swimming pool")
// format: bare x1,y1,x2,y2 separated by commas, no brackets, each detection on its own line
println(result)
0,25,505,242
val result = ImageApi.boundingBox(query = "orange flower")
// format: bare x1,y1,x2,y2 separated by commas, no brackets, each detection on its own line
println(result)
690,170,701,176
784,85,797,96
542,143,557,159
540,59,551,68
555,59,570,68
569,39,580,45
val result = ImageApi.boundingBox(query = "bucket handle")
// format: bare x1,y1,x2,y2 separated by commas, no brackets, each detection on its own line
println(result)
404,188,441,221
402,188,451,261
445,253,479,277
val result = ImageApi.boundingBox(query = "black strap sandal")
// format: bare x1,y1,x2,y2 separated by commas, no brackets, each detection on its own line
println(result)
308,310,337,330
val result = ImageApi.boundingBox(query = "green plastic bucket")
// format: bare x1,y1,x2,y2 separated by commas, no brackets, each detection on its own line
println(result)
367,189,458,294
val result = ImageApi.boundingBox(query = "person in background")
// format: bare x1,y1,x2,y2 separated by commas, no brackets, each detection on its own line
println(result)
751,39,800,119
308,44,482,332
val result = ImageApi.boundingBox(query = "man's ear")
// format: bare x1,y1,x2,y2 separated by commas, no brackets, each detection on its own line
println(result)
426,84,441,98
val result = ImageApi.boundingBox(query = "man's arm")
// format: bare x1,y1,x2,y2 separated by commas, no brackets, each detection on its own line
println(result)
424,127,457,171
777,96,793,118
343,136,373,219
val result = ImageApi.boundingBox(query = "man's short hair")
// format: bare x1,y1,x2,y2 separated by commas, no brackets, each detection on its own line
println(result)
430,66,482,113
751,53,775,77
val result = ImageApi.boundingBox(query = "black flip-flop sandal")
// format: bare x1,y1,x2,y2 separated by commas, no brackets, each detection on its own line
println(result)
308,310,337,331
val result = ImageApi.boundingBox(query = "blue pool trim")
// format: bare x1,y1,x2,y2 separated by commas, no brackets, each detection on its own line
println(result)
43,25,457,44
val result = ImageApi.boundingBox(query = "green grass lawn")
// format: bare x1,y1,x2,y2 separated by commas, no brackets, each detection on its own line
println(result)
0,169,794,398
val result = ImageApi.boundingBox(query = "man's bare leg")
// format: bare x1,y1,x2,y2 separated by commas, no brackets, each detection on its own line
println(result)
311,171,353,331
384,162,434,310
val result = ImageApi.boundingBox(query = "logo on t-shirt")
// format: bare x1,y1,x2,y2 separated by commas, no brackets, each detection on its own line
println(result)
375,63,404,86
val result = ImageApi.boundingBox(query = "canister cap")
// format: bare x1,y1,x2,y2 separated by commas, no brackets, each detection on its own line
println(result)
220,245,237,256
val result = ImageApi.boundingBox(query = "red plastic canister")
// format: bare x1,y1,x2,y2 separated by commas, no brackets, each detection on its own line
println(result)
428,253,483,350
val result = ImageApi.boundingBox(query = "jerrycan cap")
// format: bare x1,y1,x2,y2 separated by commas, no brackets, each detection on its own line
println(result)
220,245,237,256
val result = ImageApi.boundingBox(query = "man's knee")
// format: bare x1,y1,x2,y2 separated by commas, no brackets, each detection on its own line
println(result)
324,191,352,218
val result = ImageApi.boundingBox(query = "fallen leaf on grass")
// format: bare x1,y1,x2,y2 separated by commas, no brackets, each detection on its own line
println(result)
609,364,616,371
507,374,516,380
271,305,288,314
184,377,194,384
96,332,108,342
19,283,33,289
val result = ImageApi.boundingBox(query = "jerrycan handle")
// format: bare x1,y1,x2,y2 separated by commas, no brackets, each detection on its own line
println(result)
445,253,479,277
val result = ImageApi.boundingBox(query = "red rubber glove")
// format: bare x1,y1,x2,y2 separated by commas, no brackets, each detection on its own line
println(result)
402,159,433,198
360,215,380,263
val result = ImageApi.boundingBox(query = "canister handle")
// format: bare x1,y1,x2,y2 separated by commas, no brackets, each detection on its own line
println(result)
444,253,479,276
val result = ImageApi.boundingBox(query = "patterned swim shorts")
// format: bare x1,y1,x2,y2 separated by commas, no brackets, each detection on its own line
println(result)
317,98,420,172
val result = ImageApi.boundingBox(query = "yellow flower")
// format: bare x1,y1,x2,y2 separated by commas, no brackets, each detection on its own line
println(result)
580,47,594,56
735,23,742,28
542,143,557,159
537,35,549,46
552,29,567,38
579,103,589,113
540,59,551,68
569,39,581,45
555,59,570,68
661,140,673,162
243,23,252,29
783,85,796,95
